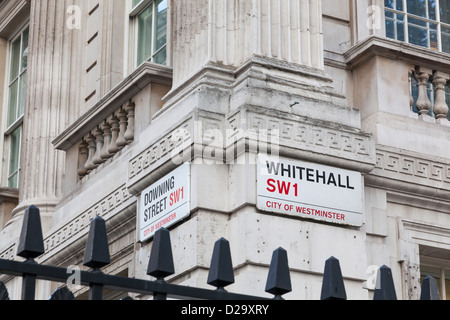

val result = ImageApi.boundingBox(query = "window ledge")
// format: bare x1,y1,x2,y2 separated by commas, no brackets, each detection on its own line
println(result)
0,0,29,38
52,62,172,152
344,35,450,73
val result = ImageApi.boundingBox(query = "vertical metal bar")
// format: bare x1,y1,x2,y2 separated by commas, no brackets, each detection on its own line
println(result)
425,0,431,48
436,0,443,51
403,0,409,43
153,287,168,301
89,283,104,300
21,274,37,300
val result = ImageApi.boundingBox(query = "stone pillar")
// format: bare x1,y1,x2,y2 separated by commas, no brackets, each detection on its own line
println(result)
416,67,433,120
432,71,450,124
9,0,79,229
171,0,325,88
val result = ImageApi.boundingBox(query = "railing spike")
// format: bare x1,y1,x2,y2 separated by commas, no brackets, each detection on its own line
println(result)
49,287,75,300
320,256,347,300
265,247,292,300
207,238,235,290
147,228,175,279
83,216,110,269
420,276,440,300
0,281,9,300
373,265,397,300
17,206,45,260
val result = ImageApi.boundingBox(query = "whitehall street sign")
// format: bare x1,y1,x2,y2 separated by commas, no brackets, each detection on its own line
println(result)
138,163,190,242
257,154,364,227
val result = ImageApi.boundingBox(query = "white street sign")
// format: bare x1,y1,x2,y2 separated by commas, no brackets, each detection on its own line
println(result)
257,154,364,227
138,163,190,242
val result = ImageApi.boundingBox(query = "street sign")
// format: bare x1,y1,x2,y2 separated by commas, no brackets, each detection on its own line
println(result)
257,154,364,227
138,163,190,242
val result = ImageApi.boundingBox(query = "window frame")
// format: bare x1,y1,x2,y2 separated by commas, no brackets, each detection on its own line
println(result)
421,255,450,300
3,23,28,189
385,0,450,53
128,0,168,71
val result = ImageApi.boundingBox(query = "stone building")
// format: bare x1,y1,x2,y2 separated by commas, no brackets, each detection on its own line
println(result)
0,0,449,300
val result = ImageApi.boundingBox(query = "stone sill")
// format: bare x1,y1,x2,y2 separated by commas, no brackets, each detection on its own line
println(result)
0,0,29,38
0,187,18,202
52,62,173,152
344,35,450,73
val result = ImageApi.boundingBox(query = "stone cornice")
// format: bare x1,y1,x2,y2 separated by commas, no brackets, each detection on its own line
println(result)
127,105,377,195
52,62,173,152
344,35,450,73
0,0,30,39
366,144,450,201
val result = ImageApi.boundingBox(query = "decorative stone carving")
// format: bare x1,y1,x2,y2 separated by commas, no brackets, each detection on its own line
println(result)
415,68,432,117
92,127,105,166
108,115,120,155
124,101,135,143
101,121,112,160
84,134,97,172
432,71,450,122
77,104,136,179
77,140,89,177
116,108,128,150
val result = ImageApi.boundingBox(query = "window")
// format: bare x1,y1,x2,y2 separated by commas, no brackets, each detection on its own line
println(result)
5,26,28,188
130,0,168,67
385,0,450,54
421,263,450,300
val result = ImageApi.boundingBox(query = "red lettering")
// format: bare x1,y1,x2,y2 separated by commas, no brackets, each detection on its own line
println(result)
277,181,291,195
266,179,276,192
169,187,184,206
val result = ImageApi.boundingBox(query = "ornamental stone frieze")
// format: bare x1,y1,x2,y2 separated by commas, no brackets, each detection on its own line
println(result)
127,106,376,197
0,184,135,265
367,145,450,202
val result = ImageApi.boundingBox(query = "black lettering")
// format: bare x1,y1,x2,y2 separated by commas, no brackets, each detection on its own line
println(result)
280,163,291,178
266,161,280,175
347,176,355,190
316,170,326,184
306,168,315,182
338,174,346,188
327,173,337,186
298,167,305,179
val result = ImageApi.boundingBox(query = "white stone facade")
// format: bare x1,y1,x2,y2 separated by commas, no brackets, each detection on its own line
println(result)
0,0,449,300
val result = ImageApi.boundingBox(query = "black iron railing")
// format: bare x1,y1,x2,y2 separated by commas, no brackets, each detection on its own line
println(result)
0,206,442,300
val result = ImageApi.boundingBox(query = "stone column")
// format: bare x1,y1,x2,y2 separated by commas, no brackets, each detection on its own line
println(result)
416,67,433,120
171,0,325,88
432,71,450,124
9,0,80,230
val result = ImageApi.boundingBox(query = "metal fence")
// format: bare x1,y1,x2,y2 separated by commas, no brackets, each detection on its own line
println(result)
0,206,441,300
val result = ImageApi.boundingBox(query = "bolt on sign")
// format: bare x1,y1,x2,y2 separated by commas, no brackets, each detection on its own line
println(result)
138,163,190,242
257,154,364,227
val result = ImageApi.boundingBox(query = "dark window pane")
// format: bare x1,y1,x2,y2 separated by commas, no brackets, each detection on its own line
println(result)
442,25,450,53
428,0,437,21
137,4,153,65
441,0,450,24
407,0,428,18
385,0,403,11
385,11,405,41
